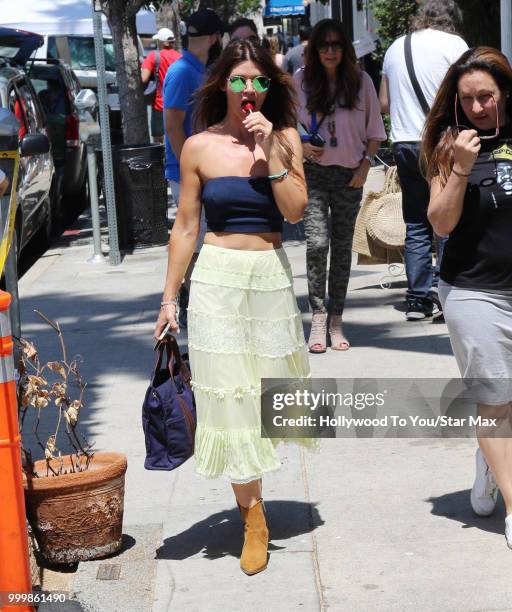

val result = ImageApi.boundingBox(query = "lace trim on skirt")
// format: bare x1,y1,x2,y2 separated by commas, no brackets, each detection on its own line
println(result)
188,309,306,358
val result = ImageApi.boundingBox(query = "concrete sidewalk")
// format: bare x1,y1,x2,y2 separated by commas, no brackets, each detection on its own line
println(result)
18,167,512,612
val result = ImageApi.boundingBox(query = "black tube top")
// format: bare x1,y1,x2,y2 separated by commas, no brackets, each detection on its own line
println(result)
202,176,283,233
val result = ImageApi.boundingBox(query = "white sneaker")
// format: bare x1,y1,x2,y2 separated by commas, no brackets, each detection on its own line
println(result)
505,514,512,549
470,448,498,516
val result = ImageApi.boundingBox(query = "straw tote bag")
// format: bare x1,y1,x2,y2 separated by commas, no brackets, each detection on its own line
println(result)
352,166,405,264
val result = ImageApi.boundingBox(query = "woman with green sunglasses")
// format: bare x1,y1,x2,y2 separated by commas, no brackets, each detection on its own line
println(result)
227,74,272,93
155,38,315,576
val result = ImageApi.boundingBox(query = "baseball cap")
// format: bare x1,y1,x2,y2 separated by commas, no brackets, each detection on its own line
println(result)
186,8,223,37
152,28,175,42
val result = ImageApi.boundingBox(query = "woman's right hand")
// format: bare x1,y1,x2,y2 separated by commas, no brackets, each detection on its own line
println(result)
303,142,324,163
154,304,179,339
453,129,480,174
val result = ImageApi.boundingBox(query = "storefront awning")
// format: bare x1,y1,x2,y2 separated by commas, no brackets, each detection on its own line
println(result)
264,0,305,17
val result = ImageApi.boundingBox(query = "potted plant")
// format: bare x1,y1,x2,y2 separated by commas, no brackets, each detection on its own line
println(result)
17,310,127,564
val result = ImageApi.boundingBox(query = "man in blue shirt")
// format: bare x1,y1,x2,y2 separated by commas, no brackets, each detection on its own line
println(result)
164,8,222,188
163,8,223,326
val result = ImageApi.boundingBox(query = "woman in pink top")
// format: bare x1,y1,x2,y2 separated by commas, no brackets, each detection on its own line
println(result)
294,19,386,352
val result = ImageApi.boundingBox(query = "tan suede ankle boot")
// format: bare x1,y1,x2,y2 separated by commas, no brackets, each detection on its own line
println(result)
239,499,269,575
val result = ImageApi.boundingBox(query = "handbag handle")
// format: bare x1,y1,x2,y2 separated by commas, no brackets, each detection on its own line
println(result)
153,335,179,369
383,166,400,194
153,335,191,383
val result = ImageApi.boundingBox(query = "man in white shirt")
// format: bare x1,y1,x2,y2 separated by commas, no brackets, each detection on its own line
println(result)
379,0,468,321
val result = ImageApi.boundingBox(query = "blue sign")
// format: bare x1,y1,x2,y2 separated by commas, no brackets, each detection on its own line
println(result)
265,0,305,17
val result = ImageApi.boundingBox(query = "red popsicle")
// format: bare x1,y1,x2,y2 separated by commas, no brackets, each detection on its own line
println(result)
242,100,255,113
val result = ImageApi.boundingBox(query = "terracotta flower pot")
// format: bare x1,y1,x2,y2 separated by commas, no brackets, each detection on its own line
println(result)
23,451,127,564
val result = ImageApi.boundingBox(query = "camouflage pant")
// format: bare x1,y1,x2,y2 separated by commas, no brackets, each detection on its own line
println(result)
304,163,363,315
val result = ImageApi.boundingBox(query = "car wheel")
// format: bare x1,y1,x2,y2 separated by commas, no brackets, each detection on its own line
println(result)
76,175,89,215
41,196,53,248
50,178,64,237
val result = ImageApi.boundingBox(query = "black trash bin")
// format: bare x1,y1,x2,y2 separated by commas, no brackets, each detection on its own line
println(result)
111,144,168,250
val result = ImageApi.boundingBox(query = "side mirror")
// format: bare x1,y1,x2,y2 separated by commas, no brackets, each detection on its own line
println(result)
75,89,98,112
20,133,50,157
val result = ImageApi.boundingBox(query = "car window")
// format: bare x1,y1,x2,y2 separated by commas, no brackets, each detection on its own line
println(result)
47,37,58,60
71,72,82,96
68,36,116,72
15,80,44,133
63,68,81,98
30,74,68,116
8,86,28,141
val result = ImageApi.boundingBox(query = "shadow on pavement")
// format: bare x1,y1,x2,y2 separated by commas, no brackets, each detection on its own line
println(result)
155,500,323,561
109,533,137,557
427,488,505,535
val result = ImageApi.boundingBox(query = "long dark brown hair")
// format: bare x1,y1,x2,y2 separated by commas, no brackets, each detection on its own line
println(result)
302,19,361,114
193,38,298,169
422,47,512,186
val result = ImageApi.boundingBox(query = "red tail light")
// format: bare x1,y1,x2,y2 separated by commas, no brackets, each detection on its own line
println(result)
65,113,80,148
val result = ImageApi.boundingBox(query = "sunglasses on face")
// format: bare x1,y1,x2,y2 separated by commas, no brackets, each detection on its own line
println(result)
227,75,271,93
318,42,343,54
454,92,500,139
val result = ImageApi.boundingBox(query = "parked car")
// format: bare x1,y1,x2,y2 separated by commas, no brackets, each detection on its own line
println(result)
4,32,148,146
25,58,88,224
0,27,55,253
43,34,122,144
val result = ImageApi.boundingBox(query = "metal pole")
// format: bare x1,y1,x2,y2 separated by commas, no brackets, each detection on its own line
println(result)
501,0,512,63
86,143,106,264
92,3,121,265
147,106,152,144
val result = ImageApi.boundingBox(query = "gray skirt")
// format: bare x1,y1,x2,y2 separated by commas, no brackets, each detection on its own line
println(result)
438,281,512,405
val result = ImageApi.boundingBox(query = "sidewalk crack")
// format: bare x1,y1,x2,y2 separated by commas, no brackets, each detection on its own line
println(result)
300,446,326,612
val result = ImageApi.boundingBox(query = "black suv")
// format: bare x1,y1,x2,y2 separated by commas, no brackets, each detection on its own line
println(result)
0,27,55,252
26,58,87,225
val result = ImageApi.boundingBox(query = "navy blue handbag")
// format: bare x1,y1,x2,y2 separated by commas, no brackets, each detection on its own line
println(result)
142,335,196,470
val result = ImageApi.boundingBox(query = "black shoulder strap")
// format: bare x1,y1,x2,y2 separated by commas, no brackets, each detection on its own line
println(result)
404,34,430,116
154,50,160,81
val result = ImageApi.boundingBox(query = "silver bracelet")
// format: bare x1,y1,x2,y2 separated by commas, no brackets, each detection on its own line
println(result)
268,168,289,181
160,299,177,308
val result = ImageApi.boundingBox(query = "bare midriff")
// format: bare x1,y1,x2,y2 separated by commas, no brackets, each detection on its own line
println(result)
204,231,282,251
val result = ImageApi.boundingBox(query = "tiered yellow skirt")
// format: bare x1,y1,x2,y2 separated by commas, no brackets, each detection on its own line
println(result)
187,243,311,483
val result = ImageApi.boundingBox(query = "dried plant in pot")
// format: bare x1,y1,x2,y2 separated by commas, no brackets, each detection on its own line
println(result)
17,310,127,564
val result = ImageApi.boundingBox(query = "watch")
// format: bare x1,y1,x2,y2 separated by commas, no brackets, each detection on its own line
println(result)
364,153,376,166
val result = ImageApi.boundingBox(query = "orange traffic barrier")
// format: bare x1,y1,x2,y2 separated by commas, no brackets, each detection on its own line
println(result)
0,290,34,612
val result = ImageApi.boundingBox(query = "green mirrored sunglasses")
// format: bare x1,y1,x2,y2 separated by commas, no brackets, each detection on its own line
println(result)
227,75,271,93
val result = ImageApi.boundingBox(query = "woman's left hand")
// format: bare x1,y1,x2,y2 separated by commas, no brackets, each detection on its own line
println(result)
348,159,370,188
243,111,273,157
